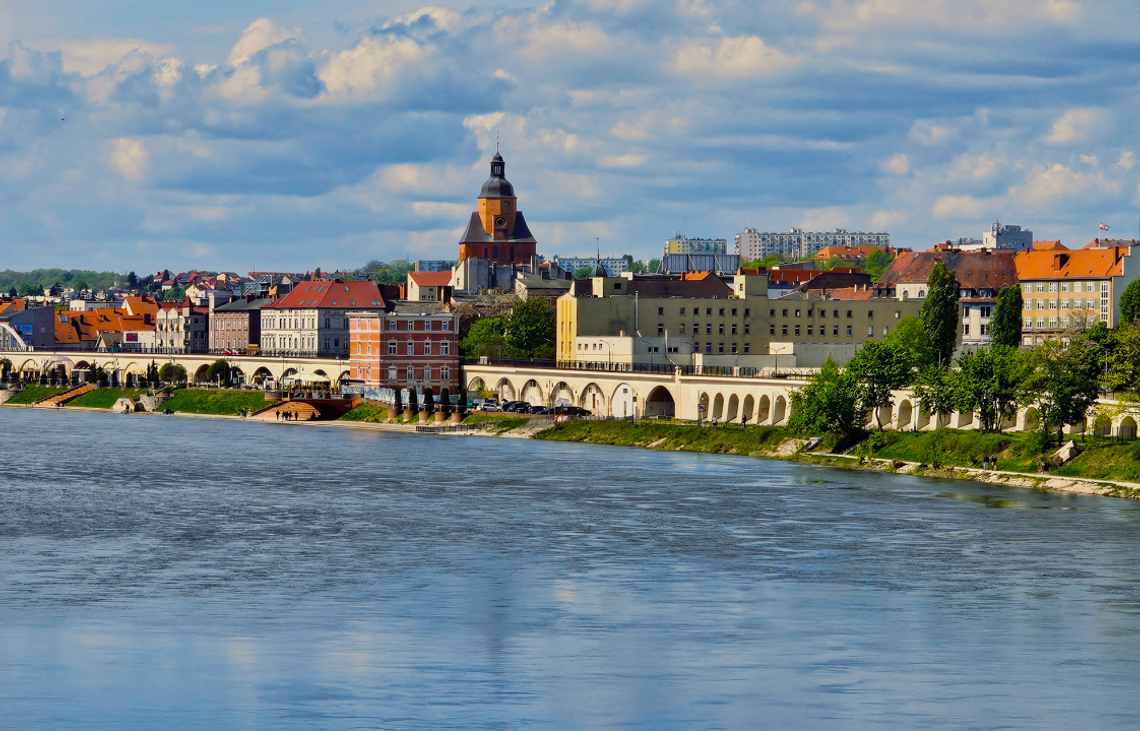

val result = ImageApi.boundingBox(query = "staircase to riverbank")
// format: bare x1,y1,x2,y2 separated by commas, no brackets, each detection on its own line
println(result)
36,383,97,407
252,402,322,421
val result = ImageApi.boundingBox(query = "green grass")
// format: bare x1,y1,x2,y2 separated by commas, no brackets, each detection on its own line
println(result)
536,419,789,456
871,429,1042,472
67,388,145,409
161,389,275,416
5,385,68,405
1053,440,1140,483
339,403,395,423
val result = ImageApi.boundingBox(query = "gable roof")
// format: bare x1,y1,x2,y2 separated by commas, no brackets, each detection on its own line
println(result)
1014,247,1129,280
264,280,387,310
408,271,452,287
878,249,1017,291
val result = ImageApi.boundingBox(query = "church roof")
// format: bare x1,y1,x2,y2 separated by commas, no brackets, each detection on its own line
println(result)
480,176,515,199
458,211,537,245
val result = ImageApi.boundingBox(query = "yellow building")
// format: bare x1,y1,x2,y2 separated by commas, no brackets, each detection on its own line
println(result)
557,272,922,370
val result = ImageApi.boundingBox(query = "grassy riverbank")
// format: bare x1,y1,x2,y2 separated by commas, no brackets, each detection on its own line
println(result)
531,418,1140,487
66,387,145,409
161,389,273,416
4,385,68,405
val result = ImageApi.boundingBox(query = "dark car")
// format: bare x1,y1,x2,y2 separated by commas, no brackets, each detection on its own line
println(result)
528,405,552,415
506,402,531,413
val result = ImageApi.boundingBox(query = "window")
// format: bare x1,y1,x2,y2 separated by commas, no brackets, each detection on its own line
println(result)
1036,317,1045,328
731,324,737,335
731,343,738,353
769,309,776,317
769,325,775,335
833,310,839,318
1024,317,1032,328
964,323,971,335
680,307,686,316
1049,282,1058,292
744,308,750,317
441,341,450,356
846,326,852,336
719,308,725,316
1061,282,1069,292
744,324,750,335
424,342,432,355
706,324,712,335
718,324,725,335
833,326,839,336
795,325,801,336
846,310,853,319
323,337,330,350
706,308,712,316
744,343,750,353
657,307,664,315
981,324,988,335
705,343,712,354
718,343,725,353
693,309,699,317
867,310,874,319
680,323,687,334
782,309,788,317
441,366,450,381
820,310,827,319
795,309,801,317
782,325,788,336
732,308,738,316
658,323,664,335
442,321,450,331
407,342,414,355
868,326,874,336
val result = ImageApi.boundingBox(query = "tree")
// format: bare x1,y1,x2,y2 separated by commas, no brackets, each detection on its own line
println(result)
314,267,322,280
787,358,868,437
164,286,186,302
647,258,661,274
1102,324,1140,397
920,261,959,365
74,280,89,293
409,388,419,413
1024,335,1102,447
6,286,15,297
884,316,934,370
440,387,451,413
1120,279,1140,326
423,387,435,412
127,271,138,288
145,361,160,384
457,386,468,413
989,284,1023,348
206,359,231,385
573,267,593,280
461,317,507,358
912,363,958,426
394,388,403,412
845,340,915,430
17,282,35,297
0,358,11,381
862,249,893,281
955,345,1028,433
159,363,187,384
506,299,556,359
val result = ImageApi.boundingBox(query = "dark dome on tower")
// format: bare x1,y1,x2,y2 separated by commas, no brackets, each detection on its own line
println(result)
479,150,516,199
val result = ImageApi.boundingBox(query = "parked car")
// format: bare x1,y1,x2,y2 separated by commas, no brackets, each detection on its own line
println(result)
506,402,531,413
476,402,501,412
553,405,591,416
528,405,552,415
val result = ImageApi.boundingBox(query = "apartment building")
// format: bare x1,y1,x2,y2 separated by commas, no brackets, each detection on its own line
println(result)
346,304,460,399
261,280,387,356
210,296,270,352
550,255,628,276
665,234,728,255
876,248,1018,347
737,228,891,260
1014,242,1140,344
556,271,921,368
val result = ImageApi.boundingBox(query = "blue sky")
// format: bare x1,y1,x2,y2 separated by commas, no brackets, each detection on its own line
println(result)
2,0,1139,273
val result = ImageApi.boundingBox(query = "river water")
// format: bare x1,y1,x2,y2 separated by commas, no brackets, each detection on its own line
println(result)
2,409,1140,729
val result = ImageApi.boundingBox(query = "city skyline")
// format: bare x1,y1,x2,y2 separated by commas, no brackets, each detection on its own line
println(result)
1,0,1139,272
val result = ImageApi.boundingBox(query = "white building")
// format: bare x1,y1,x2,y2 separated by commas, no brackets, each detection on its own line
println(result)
736,228,891,260
551,256,629,276
665,234,728,256
261,280,388,356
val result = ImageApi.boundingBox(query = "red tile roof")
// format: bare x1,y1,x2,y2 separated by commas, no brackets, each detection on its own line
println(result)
1014,247,1128,280
264,280,387,310
878,250,1017,290
408,271,452,287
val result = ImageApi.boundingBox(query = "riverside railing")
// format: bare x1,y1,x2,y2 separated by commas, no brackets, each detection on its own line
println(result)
462,357,764,378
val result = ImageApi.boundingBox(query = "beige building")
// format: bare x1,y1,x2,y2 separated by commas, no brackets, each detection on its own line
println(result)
1015,242,1140,344
557,272,922,370
261,280,388,356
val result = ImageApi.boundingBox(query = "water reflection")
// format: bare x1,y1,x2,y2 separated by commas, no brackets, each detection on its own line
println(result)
0,409,1138,729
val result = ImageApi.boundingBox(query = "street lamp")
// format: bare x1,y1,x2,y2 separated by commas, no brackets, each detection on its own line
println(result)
771,343,791,378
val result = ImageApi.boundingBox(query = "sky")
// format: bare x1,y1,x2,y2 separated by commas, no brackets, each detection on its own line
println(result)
2,0,1140,274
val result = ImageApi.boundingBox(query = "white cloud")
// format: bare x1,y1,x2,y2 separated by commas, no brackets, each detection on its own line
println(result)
871,209,909,229
945,152,1004,182
319,36,429,98
670,36,798,79
1043,108,1110,145
798,208,850,231
909,120,955,146
1118,151,1134,170
599,154,649,169
932,194,989,220
226,18,299,66
882,153,909,175
29,37,175,76
1010,162,1119,206
516,22,612,62
106,138,148,182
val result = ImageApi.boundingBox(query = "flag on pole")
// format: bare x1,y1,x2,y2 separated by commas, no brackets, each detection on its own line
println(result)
1100,223,1110,231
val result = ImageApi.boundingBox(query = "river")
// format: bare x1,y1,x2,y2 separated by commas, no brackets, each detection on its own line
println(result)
1,408,1139,729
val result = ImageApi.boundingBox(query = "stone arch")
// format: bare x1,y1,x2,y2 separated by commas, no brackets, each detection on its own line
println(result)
580,382,605,413
611,382,636,418
897,400,913,430
1000,411,1018,431
252,366,274,385
1121,416,1138,440
643,386,675,417
773,395,787,425
18,358,37,375
1023,407,1040,432
698,392,710,419
757,395,771,424
876,405,892,428
193,363,211,383
712,393,725,420
727,394,740,423
494,377,516,401
521,378,544,406
916,407,931,431
956,411,974,428
468,376,487,395
551,381,575,407
742,395,755,424
336,370,351,390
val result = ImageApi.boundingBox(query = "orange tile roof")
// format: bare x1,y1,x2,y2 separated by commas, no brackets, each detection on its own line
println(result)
817,285,875,300
408,271,452,287
1014,247,1128,280
1032,240,1067,251
814,245,885,259
265,280,387,310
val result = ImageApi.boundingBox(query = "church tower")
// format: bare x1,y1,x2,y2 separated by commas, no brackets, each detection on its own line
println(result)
458,149,537,266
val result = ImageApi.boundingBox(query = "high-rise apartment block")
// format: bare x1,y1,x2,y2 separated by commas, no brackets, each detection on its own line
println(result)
736,228,891,260
665,234,728,255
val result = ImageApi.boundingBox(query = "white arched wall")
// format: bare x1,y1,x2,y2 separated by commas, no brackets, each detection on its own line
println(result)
611,382,636,418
